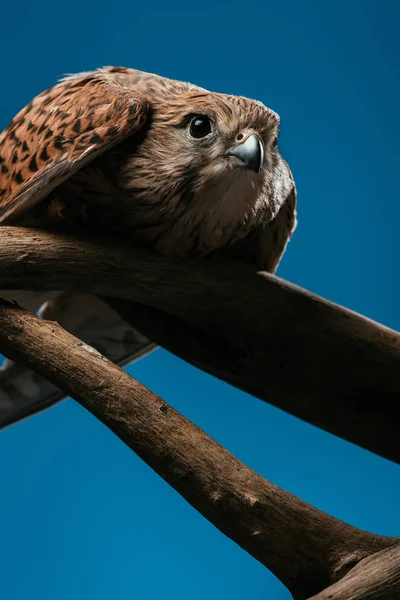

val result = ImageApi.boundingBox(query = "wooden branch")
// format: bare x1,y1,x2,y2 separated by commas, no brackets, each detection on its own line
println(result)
0,299,398,600
308,545,400,600
0,227,400,463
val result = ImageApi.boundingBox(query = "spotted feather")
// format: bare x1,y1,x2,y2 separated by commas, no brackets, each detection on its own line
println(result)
0,73,148,223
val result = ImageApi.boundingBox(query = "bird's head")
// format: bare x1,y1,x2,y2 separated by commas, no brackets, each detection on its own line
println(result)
116,77,294,257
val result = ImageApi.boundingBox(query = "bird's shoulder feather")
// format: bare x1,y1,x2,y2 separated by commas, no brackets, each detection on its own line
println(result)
0,69,149,223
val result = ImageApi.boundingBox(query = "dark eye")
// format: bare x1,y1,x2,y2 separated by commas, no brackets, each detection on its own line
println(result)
189,115,212,139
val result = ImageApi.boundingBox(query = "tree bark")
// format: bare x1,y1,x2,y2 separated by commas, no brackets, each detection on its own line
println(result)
0,227,399,462
308,545,400,600
0,299,398,600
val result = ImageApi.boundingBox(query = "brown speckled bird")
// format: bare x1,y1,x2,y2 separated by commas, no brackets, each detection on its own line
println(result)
0,66,297,428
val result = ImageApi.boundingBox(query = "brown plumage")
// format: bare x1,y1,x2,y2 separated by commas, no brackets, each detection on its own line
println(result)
0,66,297,428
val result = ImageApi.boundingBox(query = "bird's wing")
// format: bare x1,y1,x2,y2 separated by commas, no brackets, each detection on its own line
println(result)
226,160,297,273
0,70,152,427
0,293,157,429
0,72,148,223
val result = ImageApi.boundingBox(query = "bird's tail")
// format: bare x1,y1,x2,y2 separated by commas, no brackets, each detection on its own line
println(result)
0,291,156,429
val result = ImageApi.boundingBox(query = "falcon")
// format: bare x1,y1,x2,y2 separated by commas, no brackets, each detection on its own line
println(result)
0,66,297,428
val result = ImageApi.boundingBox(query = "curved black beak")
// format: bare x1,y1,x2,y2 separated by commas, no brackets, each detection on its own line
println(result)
225,133,264,173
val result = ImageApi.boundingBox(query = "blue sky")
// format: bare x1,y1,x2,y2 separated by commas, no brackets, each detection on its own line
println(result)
1,1,399,598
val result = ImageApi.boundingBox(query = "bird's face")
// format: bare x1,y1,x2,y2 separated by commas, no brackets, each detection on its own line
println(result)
116,82,293,257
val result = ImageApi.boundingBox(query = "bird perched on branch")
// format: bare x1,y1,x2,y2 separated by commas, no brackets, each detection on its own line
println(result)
0,66,297,428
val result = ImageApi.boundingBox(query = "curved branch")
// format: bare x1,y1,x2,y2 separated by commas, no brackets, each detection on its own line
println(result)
308,545,400,600
0,299,398,600
0,226,400,463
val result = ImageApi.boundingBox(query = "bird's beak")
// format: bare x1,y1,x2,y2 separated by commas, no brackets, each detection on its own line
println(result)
225,133,264,173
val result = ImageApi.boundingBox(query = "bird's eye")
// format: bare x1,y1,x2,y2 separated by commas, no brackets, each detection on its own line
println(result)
189,115,212,139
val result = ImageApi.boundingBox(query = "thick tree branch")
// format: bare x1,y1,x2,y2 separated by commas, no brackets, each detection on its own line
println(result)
0,227,399,463
308,545,400,600
0,299,398,600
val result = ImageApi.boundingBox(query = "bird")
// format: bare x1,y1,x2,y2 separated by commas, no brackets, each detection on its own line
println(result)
0,66,297,428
